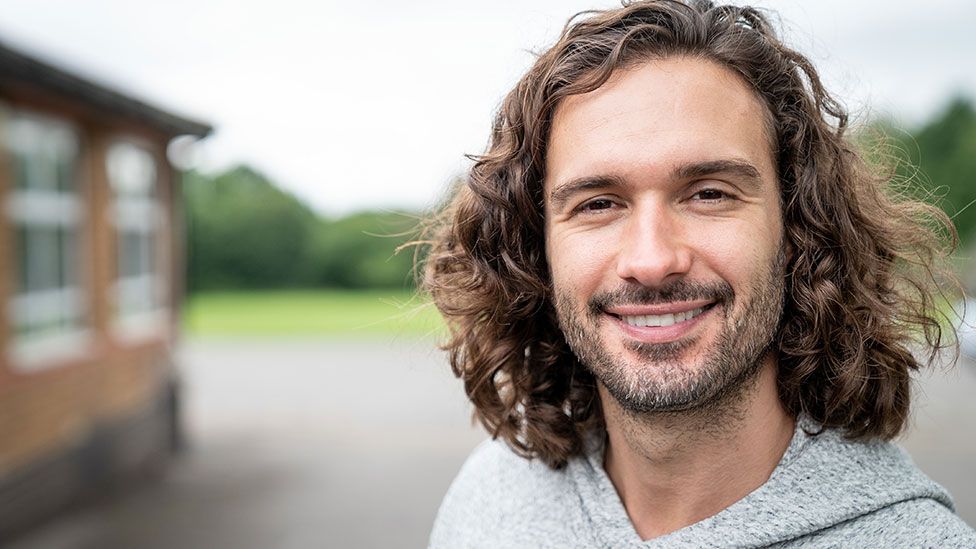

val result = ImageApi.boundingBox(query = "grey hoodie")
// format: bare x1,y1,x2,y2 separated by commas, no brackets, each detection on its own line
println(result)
430,418,976,547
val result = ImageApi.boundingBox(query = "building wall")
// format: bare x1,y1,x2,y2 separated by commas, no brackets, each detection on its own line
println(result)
0,90,183,538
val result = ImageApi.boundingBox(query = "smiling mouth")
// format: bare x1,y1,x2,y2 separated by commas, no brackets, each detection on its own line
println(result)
608,303,718,328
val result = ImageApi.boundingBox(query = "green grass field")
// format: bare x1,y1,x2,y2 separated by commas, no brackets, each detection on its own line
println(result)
183,290,445,337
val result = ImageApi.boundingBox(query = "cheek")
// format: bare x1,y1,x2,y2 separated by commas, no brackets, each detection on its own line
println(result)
701,241,758,283
694,215,782,283
547,230,618,294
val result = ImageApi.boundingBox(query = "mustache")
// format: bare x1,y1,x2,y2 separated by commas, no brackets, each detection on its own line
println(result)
588,280,734,315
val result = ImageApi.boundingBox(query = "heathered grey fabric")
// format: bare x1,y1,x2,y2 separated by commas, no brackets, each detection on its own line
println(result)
430,417,976,548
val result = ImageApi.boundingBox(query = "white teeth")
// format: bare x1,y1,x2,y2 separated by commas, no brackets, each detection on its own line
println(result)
622,307,705,328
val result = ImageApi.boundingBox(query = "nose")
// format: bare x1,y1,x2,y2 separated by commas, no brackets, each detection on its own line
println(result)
614,204,692,287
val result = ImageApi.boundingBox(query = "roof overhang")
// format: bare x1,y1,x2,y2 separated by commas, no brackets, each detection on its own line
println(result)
0,39,212,138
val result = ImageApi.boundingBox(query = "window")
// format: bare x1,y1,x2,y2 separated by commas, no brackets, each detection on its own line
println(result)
3,110,88,368
107,141,166,337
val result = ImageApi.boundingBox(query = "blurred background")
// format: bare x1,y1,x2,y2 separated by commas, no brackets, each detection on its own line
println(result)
0,1,973,547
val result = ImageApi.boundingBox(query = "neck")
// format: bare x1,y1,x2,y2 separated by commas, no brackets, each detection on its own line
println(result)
600,356,794,540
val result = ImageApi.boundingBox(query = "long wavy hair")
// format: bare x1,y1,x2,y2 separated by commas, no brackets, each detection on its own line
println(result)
420,0,956,469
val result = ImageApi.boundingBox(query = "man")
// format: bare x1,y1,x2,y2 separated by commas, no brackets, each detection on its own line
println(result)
422,1,976,546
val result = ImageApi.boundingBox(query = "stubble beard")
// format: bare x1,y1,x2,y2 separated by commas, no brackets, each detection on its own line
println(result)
554,249,786,418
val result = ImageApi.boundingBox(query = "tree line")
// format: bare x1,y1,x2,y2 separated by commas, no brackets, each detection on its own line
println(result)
184,166,418,292
881,97,976,246
184,97,976,292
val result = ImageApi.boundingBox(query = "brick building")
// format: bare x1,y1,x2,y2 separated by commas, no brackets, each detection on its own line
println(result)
0,39,211,537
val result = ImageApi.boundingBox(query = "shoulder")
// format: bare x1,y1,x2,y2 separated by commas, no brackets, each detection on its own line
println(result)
696,420,973,547
774,424,975,545
794,498,976,547
787,424,951,508
429,439,583,549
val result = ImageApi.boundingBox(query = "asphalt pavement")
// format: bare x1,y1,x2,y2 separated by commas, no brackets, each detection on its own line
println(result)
9,338,976,548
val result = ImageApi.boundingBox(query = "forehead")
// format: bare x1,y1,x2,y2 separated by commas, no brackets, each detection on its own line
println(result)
544,56,776,190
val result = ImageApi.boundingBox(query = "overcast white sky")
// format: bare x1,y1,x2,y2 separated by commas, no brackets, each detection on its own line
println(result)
0,0,973,215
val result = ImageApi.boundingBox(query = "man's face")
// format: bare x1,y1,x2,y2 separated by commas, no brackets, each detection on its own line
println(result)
544,57,786,413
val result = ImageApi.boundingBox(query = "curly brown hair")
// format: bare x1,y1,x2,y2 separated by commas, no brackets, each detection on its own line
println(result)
420,0,957,469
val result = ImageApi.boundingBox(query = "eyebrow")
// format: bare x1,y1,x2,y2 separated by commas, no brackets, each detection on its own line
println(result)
548,175,625,213
674,159,762,187
547,159,764,212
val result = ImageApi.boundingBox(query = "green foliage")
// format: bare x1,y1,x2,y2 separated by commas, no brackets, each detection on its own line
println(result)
185,166,318,290
183,165,420,292
874,97,976,245
911,98,976,244
306,212,419,289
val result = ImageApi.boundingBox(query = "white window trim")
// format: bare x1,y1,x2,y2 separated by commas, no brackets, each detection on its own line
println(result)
112,273,170,342
111,308,169,342
107,139,170,343
9,286,84,330
4,108,89,373
6,190,83,226
112,199,162,233
9,329,94,373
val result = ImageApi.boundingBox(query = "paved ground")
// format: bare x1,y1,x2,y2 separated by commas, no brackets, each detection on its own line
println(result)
898,356,976,522
9,338,976,548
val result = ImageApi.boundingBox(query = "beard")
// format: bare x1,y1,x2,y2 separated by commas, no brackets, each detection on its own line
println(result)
554,249,786,415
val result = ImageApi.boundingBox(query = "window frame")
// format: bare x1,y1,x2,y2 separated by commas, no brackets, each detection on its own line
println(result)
105,138,169,342
2,107,92,371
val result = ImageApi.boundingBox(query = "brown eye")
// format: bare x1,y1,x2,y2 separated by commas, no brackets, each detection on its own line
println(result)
583,198,614,211
693,189,726,201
